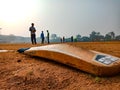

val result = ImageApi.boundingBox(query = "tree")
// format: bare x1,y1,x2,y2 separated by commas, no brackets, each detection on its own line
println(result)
51,34,57,40
105,34,111,41
81,36,90,42
108,32,115,40
115,35,120,40
90,31,96,41
90,31,101,41
105,32,115,41
76,34,81,39
98,35,105,41
76,34,81,41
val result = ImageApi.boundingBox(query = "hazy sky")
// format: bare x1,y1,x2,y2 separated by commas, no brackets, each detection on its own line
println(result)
0,0,120,37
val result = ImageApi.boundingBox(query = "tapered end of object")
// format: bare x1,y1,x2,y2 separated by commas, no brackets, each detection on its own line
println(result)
17,48,30,53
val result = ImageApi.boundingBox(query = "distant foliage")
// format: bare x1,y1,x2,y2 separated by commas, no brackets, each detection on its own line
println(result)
76,34,81,41
51,34,57,40
105,32,115,41
115,35,120,40
89,31,104,41
81,36,90,42
50,31,108,43
0,31,119,43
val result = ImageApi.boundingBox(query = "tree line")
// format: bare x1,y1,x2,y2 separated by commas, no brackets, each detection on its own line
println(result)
0,31,119,43
50,31,120,42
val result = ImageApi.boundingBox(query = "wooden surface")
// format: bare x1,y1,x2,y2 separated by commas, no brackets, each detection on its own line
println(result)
24,44,120,76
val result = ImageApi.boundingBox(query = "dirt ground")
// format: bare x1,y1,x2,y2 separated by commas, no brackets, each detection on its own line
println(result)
0,41,120,90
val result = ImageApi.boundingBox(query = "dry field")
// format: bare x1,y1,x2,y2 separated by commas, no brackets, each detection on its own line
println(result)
0,41,120,90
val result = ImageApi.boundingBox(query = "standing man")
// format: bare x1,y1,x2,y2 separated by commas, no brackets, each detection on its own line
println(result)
71,36,73,42
29,23,37,44
47,30,50,44
40,31,44,44
63,36,65,43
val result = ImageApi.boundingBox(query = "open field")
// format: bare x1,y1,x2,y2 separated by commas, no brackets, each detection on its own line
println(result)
0,41,120,90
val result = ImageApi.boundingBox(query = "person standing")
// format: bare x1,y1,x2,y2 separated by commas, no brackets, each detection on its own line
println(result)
71,36,73,42
47,30,50,44
40,31,44,44
60,37,62,43
63,36,65,43
29,23,37,44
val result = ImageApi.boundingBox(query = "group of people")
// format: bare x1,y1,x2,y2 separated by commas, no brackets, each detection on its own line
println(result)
40,30,50,44
29,23,50,45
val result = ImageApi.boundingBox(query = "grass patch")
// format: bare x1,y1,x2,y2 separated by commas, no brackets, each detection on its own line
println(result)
95,77,101,83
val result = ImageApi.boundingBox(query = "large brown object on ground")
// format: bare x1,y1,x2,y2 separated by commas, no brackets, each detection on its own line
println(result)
19,44,120,76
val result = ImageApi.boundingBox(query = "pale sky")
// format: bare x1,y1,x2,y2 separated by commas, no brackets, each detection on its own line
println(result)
0,0,120,38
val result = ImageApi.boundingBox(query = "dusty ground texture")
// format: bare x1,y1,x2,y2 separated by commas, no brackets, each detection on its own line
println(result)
0,42,120,90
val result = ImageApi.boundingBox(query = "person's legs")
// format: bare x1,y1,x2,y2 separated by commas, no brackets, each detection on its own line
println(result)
31,34,34,44
41,38,43,44
48,37,50,44
33,34,37,44
42,38,44,44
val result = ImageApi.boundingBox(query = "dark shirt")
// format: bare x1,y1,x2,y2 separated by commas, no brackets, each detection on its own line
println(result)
29,26,36,34
41,32,44,39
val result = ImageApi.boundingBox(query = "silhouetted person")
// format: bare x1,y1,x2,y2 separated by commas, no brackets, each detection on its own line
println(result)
63,36,65,43
71,36,73,42
29,23,37,44
60,38,62,43
40,31,44,44
47,30,50,44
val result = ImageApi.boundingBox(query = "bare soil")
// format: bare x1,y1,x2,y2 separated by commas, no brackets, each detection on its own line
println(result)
0,42,120,90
